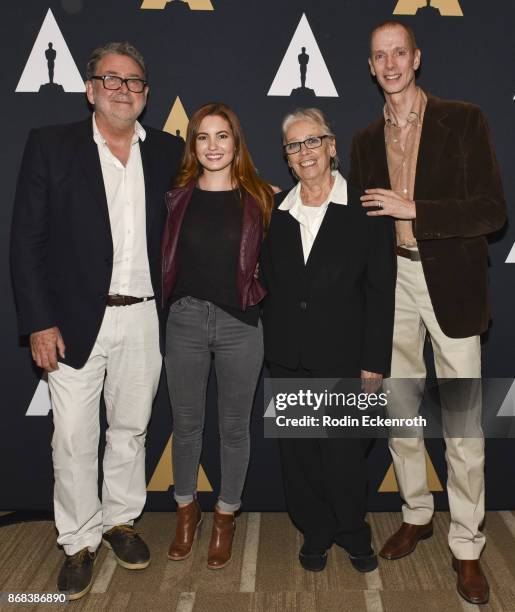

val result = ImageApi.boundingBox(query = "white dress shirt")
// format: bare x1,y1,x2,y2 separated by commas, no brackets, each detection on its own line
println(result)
278,171,348,263
92,114,153,297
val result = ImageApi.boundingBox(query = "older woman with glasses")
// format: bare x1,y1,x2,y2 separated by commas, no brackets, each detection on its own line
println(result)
260,108,396,573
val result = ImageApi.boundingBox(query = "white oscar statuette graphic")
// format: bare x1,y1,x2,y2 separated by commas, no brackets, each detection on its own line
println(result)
16,8,84,93
26,377,52,416
268,13,338,98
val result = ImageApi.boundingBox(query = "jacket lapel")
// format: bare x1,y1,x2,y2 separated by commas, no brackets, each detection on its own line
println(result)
277,208,306,280
160,182,195,307
139,134,157,237
369,119,391,190
414,94,450,199
76,119,112,237
305,203,342,274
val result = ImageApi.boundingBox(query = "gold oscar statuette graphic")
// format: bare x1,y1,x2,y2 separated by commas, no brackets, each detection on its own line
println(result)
147,435,213,492
393,0,463,16
163,96,189,140
379,448,443,492
141,0,214,10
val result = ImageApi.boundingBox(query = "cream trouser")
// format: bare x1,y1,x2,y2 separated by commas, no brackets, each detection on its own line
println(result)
388,256,485,560
48,300,162,555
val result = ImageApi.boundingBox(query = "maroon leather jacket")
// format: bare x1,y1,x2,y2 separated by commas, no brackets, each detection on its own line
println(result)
161,181,266,310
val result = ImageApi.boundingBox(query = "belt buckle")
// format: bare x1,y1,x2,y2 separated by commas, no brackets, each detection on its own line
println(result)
108,294,128,306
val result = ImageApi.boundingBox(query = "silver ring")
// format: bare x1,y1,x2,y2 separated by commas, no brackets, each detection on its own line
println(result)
377,201,383,209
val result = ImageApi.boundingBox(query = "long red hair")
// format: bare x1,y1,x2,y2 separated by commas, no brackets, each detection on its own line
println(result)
174,102,274,228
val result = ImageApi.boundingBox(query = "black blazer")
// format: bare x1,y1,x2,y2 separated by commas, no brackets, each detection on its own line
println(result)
10,118,183,368
260,183,396,376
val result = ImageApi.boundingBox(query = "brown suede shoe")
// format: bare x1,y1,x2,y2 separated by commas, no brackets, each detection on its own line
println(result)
167,499,202,561
379,521,433,560
207,507,235,570
452,557,490,605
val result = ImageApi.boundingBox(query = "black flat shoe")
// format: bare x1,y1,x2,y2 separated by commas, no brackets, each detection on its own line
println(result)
299,545,328,572
349,548,378,573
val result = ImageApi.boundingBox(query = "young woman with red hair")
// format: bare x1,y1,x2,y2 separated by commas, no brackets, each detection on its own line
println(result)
161,103,273,569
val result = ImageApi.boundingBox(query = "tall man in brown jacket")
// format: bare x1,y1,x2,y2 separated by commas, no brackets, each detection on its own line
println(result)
349,21,506,605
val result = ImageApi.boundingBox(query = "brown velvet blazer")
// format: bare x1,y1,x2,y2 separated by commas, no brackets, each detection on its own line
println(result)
349,92,506,338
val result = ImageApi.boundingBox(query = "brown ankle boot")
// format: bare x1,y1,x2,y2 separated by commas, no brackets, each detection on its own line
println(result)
167,499,202,561
207,506,235,569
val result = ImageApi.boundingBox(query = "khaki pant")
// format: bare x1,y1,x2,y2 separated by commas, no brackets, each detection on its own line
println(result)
388,256,485,560
48,300,161,555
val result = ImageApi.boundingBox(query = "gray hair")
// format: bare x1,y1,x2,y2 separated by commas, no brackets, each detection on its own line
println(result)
281,108,339,171
86,42,147,81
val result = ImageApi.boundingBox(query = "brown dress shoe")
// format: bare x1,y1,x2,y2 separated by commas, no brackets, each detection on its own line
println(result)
379,521,433,560
167,499,202,561
207,507,235,569
452,557,490,605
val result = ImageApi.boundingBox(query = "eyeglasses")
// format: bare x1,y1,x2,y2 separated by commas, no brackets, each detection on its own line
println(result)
90,75,147,93
283,135,331,155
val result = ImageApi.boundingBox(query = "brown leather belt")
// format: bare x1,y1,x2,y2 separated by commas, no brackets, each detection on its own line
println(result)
106,294,155,307
396,246,421,261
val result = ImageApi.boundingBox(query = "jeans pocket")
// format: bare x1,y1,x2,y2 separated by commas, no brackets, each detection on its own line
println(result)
169,296,190,314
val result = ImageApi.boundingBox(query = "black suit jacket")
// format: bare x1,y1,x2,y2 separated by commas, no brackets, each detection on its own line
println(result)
260,183,396,376
349,93,506,338
10,118,183,368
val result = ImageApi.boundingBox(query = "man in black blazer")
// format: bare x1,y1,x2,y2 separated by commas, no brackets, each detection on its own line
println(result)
10,42,183,599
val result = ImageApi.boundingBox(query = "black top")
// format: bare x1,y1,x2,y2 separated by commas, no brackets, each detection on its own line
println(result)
172,187,259,326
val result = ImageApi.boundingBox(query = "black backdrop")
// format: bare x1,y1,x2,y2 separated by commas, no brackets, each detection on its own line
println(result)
1,0,514,513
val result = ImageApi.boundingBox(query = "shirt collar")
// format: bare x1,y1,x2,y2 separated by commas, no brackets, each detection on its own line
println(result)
384,87,426,127
92,113,146,146
279,170,348,212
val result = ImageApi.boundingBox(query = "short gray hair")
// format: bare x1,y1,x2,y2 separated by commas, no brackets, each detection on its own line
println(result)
86,42,147,81
281,108,339,171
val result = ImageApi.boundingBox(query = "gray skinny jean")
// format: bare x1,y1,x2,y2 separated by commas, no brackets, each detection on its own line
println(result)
165,296,263,512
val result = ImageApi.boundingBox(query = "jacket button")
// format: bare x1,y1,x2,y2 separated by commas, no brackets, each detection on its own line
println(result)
300,301,307,311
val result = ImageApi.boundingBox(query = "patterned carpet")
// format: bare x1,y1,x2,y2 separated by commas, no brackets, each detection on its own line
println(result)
1,511,514,611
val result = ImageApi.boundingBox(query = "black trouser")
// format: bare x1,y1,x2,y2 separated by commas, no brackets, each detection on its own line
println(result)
269,362,371,554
